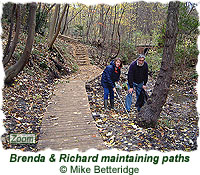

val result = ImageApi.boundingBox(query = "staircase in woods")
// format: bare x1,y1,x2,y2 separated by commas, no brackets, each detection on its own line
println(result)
37,35,105,151
57,34,90,66
74,44,90,66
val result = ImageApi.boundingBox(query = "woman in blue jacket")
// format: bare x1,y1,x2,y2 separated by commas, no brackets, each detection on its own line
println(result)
101,58,122,110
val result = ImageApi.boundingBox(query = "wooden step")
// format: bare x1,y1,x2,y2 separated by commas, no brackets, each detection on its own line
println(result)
77,55,87,59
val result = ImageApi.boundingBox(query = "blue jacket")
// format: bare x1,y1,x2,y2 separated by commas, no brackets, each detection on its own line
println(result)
101,61,121,88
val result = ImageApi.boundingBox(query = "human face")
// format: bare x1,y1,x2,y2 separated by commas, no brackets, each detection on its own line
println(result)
115,60,121,68
138,58,145,63
137,57,145,66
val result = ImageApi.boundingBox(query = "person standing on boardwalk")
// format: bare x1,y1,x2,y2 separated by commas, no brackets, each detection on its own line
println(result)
101,58,122,110
125,54,148,112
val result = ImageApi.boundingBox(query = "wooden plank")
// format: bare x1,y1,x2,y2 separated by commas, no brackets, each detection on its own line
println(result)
37,79,106,151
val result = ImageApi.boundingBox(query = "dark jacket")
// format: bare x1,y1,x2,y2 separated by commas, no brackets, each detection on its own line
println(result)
128,60,148,88
101,61,121,88
135,89,148,108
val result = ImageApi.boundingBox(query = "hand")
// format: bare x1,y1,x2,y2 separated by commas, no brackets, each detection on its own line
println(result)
128,88,133,94
143,85,147,90
115,83,122,90
113,88,117,93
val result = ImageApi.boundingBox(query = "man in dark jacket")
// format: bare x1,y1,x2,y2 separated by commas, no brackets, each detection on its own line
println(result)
101,58,122,110
125,54,148,112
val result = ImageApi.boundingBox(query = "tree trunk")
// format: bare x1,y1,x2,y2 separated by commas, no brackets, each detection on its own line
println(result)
65,7,84,28
3,4,16,60
48,4,59,44
99,4,104,38
61,4,70,35
48,4,68,49
110,5,125,59
86,6,93,42
35,4,55,35
3,4,21,66
4,2,37,84
35,3,41,33
136,1,180,128
55,5,61,32
101,6,110,43
108,5,117,59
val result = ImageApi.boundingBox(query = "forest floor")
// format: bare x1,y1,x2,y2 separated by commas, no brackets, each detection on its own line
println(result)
86,66,199,151
1,26,199,152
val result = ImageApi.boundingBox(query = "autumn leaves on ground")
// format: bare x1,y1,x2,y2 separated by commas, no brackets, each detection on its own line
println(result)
1,2,199,152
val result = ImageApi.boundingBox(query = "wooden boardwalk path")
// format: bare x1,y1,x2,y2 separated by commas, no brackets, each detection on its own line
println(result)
37,80,105,151
37,39,105,151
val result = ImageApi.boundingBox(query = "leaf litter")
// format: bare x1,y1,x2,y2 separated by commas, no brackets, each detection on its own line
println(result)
86,66,199,151
1,29,72,151
1,22,198,152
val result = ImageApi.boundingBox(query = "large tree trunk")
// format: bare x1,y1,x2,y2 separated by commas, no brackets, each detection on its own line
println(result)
136,1,180,128
3,4,21,66
4,3,37,84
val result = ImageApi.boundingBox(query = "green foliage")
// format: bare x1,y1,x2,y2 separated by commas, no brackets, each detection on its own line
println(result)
34,34,46,43
175,3,199,68
13,52,21,61
72,24,84,37
90,59,95,65
120,41,136,64
145,49,162,77
178,3,199,34
32,35,47,57
154,25,166,47
39,61,48,69
35,4,53,35
154,2,199,71
72,63,79,72
191,72,198,79
2,3,13,21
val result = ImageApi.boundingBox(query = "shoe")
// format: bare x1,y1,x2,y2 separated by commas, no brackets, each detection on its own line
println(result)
104,99,109,111
110,99,114,109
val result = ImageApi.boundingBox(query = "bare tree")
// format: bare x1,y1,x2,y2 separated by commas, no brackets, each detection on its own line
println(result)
3,4,21,66
3,4,16,61
48,4,60,44
111,5,126,59
61,4,70,35
4,3,37,84
136,1,180,128
99,4,104,38
85,6,95,42
48,4,68,49
109,5,117,58
35,3,56,35
107,5,125,61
